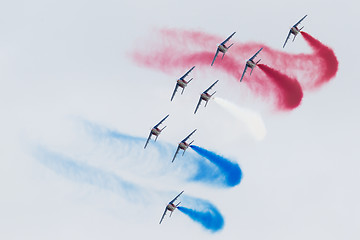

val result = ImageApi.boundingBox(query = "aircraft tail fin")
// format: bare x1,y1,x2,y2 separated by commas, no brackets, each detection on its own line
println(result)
181,87,185,95
228,43,234,49
205,91,216,107
210,91,217,98
189,140,194,147
250,68,254,75
222,52,225,59
176,202,181,207
256,59,261,65
293,34,297,42
187,78,193,84
299,26,304,31
161,125,167,131
170,211,173,217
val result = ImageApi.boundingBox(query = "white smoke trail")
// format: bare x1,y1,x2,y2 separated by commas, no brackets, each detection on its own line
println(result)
213,97,267,141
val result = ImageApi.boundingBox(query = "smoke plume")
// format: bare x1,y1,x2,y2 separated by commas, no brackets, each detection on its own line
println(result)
34,146,145,202
82,120,241,188
257,64,303,110
34,146,225,233
213,97,266,140
178,197,224,232
300,31,339,88
131,29,338,110
190,145,242,187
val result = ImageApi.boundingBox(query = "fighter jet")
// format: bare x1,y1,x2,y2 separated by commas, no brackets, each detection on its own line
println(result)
171,66,195,101
159,191,184,224
283,15,307,48
144,114,169,149
194,80,219,114
172,129,197,162
239,48,263,82
211,32,236,66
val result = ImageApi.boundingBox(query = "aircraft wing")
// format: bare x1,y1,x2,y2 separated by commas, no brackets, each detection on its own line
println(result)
159,208,167,224
182,129,197,142
172,145,180,162
144,132,152,149
203,80,219,93
211,49,219,66
171,83,179,101
240,65,248,82
181,66,195,79
221,31,236,45
294,15,307,27
194,97,202,114
154,114,169,128
283,31,291,48
169,191,184,204
249,47,263,61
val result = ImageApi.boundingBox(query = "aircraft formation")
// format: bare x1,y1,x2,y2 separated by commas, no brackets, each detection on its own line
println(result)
144,15,308,225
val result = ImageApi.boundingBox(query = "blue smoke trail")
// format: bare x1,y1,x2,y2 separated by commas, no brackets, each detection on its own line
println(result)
34,146,225,232
34,146,146,202
81,120,238,188
190,145,242,187
178,197,224,232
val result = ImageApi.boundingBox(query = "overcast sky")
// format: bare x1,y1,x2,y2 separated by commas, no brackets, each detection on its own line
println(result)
0,0,359,239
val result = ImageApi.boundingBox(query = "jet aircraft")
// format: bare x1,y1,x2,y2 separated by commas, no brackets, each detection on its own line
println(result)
239,48,263,82
194,80,219,114
283,15,307,48
211,32,236,66
159,191,184,224
144,114,169,149
172,129,197,162
171,66,195,101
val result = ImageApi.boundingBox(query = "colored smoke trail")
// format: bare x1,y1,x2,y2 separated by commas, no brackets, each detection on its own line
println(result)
82,120,239,188
132,50,240,78
301,31,339,88
34,146,225,232
34,146,144,202
131,29,338,110
190,145,242,187
213,97,267,140
178,197,224,232
131,29,256,81
258,64,303,110
178,206,224,232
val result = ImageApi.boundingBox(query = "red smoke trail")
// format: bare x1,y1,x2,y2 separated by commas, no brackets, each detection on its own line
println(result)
132,50,241,78
132,29,338,89
133,48,300,111
258,64,303,110
301,31,339,88
131,29,338,110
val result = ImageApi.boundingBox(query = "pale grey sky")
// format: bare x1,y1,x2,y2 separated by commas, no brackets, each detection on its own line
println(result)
0,0,359,239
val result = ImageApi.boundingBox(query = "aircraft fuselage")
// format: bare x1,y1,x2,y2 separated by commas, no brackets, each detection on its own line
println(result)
166,203,177,212
151,127,161,136
218,44,228,53
179,142,189,150
246,59,256,69
201,92,211,102
290,26,300,36
177,79,187,88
